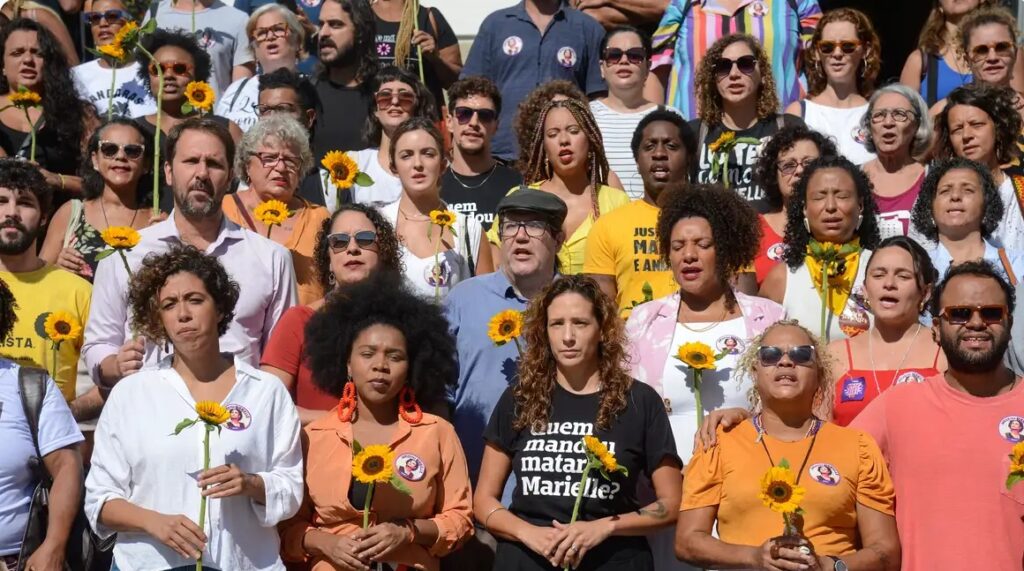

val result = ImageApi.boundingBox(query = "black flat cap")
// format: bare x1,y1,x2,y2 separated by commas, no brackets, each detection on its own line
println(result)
496,186,568,227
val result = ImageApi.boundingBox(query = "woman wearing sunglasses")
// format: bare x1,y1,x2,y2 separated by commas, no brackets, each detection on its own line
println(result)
859,84,932,239
750,126,839,285
784,8,879,165
589,26,660,200
261,202,403,425
691,34,803,214
39,117,158,281
760,156,881,342
222,114,327,304
72,0,155,119
676,319,900,571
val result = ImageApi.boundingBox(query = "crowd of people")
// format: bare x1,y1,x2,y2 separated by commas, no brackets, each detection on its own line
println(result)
2,0,1024,570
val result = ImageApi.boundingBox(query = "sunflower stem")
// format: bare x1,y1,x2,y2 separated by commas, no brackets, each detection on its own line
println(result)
819,262,830,342
117,250,132,277
432,224,442,303
694,370,704,428
107,66,116,121
50,342,59,382
23,108,36,163
362,482,375,529
196,424,210,571
139,45,163,218
565,464,592,571
511,337,523,359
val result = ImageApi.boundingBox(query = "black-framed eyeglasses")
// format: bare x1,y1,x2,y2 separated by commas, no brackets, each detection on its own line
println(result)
817,40,861,55
499,219,550,239
453,106,498,125
327,230,377,251
939,304,1008,324
777,157,817,176
713,55,757,78
253,23,289,43
870,108,916,124
757,345,816,366
98,140,146,160
82,9,131,25
252,102,300,116
251,151,301,173
602,47,646,66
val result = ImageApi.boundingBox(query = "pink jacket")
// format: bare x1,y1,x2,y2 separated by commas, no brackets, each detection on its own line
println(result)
624,291,786,396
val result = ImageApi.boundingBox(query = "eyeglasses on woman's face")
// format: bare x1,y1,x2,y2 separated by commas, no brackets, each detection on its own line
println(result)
757,345,816,367
602,47,646,66
375,89,417,112
253,22,289,43
817,40,862,55
82,9,131,26
148,61,193,77
713,55,757,78
98,140,146,160
250,151,301,173
328,230,377,251
869,108,916,124
969,41,1015,63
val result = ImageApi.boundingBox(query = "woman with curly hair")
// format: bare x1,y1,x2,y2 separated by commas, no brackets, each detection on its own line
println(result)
261,201,402,425
691,34,804,213
85,244,303,570
750,126,839,285
932,83,1024,253
760,156,881,342
910,157,1024,284
475,275,681,571
0,18,95,198
279,276,473,571
784,8,880,165
676,320,899,571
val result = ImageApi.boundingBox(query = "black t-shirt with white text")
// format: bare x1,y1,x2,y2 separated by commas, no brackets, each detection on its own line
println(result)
440,163,523,232
484,381,679,570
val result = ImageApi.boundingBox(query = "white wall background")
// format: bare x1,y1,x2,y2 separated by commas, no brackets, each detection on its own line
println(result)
429,0,517,40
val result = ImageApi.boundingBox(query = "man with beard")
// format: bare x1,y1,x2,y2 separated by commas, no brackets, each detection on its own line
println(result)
853,260,1024,571
584,110,694,317
84,118,297,388
310,0,378,163
440,77,523,234
0,160,97,418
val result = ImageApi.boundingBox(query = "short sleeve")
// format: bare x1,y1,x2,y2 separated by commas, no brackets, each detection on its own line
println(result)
232,16,254,66
581,16,606,96
637,383,681,475
854,430,895,516
849,392,889,458
38,375,85,455
681,432,724,511
582,216,616,276
482,387,518,455
259,306,310,379
429,8,458,49
461,16,492,79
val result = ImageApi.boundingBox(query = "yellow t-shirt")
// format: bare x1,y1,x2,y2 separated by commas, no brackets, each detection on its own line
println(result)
487,183,630,275
582,200,676,318
682,420,894,557
0,265,91,401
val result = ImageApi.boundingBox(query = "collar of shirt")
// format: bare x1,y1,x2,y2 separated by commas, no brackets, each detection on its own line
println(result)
149,212,246,253
934,239,1001,272
701,0,756,16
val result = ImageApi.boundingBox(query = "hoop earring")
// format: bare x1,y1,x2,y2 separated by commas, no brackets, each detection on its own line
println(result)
328,273,337,287
398,386,423,424
337,379,357,422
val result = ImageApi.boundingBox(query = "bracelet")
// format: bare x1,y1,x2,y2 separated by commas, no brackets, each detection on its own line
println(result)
404,519,416,544
483,506,507,529
57,174,65,190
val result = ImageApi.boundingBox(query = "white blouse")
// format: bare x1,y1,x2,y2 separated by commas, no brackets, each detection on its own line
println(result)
85,356,303,571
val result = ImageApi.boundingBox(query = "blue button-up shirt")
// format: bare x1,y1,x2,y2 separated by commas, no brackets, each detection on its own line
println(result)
931,239,1024,285
461,1,606,160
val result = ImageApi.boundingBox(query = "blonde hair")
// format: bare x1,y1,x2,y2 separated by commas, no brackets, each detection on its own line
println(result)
736,320,835,416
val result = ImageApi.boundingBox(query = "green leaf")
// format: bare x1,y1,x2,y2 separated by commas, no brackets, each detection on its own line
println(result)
426,223,432,240
141,18,158,34
172,417,197,435
354,172,374,186
94,248,116,261
641,281,653,302
1008,473,1024,490
181,102,194,115
448,225,458,238
390,474,412,495
352,439,363,454
618,465,629,477
778,458,791,469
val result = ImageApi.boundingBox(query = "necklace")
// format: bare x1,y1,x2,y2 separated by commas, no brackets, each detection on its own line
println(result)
678,298,730,333
100,198,139,231
753,414,821,483
399,208,432,221
867,323,921,396
450,163,498,189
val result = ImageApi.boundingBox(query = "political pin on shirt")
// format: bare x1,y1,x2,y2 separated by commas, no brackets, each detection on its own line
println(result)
503,36,522,56
396,453,426,482
841,377,866,402
809,463,841,486
557,46,577,68
224,404,252,431
1000,416,1024,443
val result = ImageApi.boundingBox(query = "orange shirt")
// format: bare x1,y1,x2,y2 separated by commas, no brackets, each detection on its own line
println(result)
279,411,473,571
682,420,894,557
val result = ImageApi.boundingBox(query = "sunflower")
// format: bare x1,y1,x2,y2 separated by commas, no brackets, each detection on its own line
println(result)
352,444,395,484
101,226,141,249
9,88,41,109
429,209,456,228
97,20,137,62
111,20,138,47
254,199,291,226
195,401,230,425
43,311,82,343
1011,441,1024,474
600,453,619,473
487,310,523,345
184,81,215,112
676,342,717,370
583,435,609,459
97,43,127,61
322,150,359,189
759,466,806,514
708,131,736,153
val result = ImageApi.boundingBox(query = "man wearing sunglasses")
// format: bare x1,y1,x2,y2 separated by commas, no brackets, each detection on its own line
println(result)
440,77,523,234
853,261,1024,571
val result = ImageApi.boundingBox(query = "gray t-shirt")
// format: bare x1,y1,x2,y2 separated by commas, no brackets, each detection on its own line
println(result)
147,0,252,95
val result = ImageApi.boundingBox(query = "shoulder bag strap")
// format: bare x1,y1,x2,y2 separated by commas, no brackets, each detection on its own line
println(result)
62,199,84,249
697,120,709,156
231,193,260,232
18,366,52,483
463,214,475,278
999,247,1019,287
228,76,253,112
926,52,940,106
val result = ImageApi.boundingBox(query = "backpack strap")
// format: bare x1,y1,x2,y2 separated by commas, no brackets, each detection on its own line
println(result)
697,119,709,156
799,99,806,118
18,366,52,484
999,247,1019,287
228,76,253,113
462,214,475,278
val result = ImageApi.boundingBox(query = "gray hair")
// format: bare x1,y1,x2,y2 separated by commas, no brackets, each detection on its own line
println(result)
861,84,933,159
235,115,314,183
246,4,304,56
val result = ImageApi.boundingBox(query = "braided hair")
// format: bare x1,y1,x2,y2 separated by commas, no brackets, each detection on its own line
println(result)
522,98,610,219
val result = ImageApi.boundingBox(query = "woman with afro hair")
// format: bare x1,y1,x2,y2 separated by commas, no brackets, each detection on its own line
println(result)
279,274,473,571
760,156,881,342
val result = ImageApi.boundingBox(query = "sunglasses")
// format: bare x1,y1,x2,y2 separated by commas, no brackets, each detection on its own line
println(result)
98,140,146,160
375,89,416,112
713,55,757,78
970,41,1015,63
939,304,1008,324
453,106,498,125
148,61,194,77
603,47,646,66
327,230,377,251
82,9,131,25
817,40,862,55
757,345,816,367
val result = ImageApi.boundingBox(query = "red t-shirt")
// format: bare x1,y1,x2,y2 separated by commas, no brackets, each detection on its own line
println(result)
753,215,786,285
260,305,338,411
832,339,940,426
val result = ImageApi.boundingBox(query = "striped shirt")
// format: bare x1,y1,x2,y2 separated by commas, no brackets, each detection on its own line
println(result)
589,100,665,199
652,0,822,119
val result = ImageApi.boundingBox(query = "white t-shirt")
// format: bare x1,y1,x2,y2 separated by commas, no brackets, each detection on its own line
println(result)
589,100,663,200
801,100,875,165
0,361,83,556
995,176,1024,253
72,60,156,119
216,75,259,132
351,147,403,207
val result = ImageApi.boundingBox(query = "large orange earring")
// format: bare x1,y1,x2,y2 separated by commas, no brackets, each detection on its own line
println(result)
398,386,423,424
338,380,357,422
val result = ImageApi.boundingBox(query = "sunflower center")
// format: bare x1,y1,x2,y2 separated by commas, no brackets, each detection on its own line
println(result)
333,165,350,179
193,91,207,102
268,209,281,217
689,353,706,364
770,483,792,501
499,323,514,335
363,457,384,476
55,322,71,335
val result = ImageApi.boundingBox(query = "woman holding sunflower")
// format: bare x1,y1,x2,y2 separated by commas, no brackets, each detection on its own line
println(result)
222,114,328,305
475,275,681,571
85,244,304,570
676,320,899,571
279,276,473,571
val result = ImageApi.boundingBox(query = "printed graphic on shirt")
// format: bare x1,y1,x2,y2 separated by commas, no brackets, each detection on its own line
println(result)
424,257,454,288
838,286,870,338
1000,415,1024,443
83,81,151,116
877,210,912,239
224,404,251,431
503,36,523,56
299,0,321,8
449,201,494,229
841,377,866,402
749,1,767,17
894,371,926,385
851,125,868,145
396,453,426,482
630,226,668,273
520,421,622,500
696,137,769,204
766,242,786,262
716,335,744,355
558,47,577,68
809,463,841,486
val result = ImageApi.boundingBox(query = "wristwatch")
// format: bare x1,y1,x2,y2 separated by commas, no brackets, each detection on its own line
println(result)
827,556,848,571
